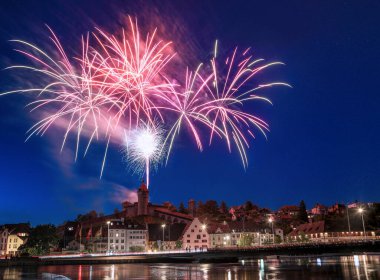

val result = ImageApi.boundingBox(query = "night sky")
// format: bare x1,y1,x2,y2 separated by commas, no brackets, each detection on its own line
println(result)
0,1,379,225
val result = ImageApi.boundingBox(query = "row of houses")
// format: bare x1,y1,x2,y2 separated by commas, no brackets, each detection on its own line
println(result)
61,217,283,254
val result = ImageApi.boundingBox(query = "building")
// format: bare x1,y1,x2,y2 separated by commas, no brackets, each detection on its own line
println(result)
181,218,209,250
288,220,376,242
0,226,9,256
310,203,328,216
122,182,194,224
277,205,300,219
4,223,30,256
108,219,147,253
328,203,346,215
209,221,282,248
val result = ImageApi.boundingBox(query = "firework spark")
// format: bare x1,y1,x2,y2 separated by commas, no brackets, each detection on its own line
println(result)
123,123,166,188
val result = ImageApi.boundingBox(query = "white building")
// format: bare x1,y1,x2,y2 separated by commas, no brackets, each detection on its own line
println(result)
182,219,283,250
6,234,28,256
182,218,209,250
108,219,148,253
1,223,30,256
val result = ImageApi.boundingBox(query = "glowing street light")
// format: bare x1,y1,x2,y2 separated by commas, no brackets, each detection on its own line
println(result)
268,217,274,244
358,208,366,240
162,224,166,248
202,224,207,230
268,217,274,234
107,221,111,254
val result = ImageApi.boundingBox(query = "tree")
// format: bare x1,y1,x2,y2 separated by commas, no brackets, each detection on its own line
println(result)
152,241,159,251
245,201,254,211
298,200,308,223
76,210,98,222
178,202,188,214
274,235,282,244
220,201,229,214
175,240,183,249
19,224,59,256
197,200,220,219
238,234,254,247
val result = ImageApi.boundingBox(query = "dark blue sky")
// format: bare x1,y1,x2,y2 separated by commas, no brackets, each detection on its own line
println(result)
0,1,379,225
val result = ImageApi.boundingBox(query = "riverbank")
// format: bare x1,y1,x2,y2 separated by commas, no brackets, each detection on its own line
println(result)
1,240,379,267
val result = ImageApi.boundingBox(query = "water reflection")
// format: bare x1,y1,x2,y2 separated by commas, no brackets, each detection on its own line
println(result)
0,255,379,279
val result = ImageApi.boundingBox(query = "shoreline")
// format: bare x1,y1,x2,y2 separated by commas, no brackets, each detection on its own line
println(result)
1,240,379,267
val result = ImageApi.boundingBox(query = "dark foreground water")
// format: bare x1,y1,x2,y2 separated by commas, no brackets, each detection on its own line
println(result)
1,255,379,279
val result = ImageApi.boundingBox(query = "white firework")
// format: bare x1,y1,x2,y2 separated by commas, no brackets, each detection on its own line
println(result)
124,123,166,188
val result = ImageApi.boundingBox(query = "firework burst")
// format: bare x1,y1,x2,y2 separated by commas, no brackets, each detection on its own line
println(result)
1,19,290,186
123,123,166,188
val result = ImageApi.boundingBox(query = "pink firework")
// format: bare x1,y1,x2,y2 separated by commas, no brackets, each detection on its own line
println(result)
92,16,176,129
1,20,290,182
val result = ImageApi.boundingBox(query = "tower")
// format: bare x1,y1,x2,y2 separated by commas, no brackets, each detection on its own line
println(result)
137,181,149,216
188,199,196,217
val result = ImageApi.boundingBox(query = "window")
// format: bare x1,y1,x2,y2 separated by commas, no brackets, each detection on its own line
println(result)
121,245,124,250
197,235,201,239
110,239,113,243
121,239,124,243
191,230,194,232
203,235,206,237
187,240,190,243
187,234,190,237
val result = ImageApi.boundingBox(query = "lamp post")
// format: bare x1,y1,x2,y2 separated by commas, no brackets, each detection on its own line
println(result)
161,224,166,250
358,208,366,240
268,217,274,243
107,221,111,254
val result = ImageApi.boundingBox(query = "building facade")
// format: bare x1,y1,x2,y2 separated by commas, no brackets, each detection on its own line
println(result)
0,227,9,256
108,219,148,253
181,218,209,250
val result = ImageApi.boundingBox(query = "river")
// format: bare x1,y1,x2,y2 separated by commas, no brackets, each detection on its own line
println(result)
1,254,379,279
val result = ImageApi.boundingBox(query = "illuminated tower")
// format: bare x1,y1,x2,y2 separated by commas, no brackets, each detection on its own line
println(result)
137,181,149,216
188,199,196,217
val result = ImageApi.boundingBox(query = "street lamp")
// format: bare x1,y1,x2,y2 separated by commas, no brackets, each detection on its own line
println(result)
268,218,274,234
107,221,111,254
161,224,166,250
202,224,206,230
358,208,366,240
268,217,274,244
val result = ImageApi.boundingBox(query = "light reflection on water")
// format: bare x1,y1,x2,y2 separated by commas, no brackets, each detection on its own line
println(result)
0,255,379,280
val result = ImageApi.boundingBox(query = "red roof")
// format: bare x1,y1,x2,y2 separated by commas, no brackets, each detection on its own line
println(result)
139,182,148,191
288,221,325,236
154,208,193,220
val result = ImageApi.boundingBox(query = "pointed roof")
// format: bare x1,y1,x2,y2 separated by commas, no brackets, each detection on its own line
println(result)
138,181,148,192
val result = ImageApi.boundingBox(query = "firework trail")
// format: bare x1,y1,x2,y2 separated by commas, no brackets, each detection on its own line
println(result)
1,19,290,185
